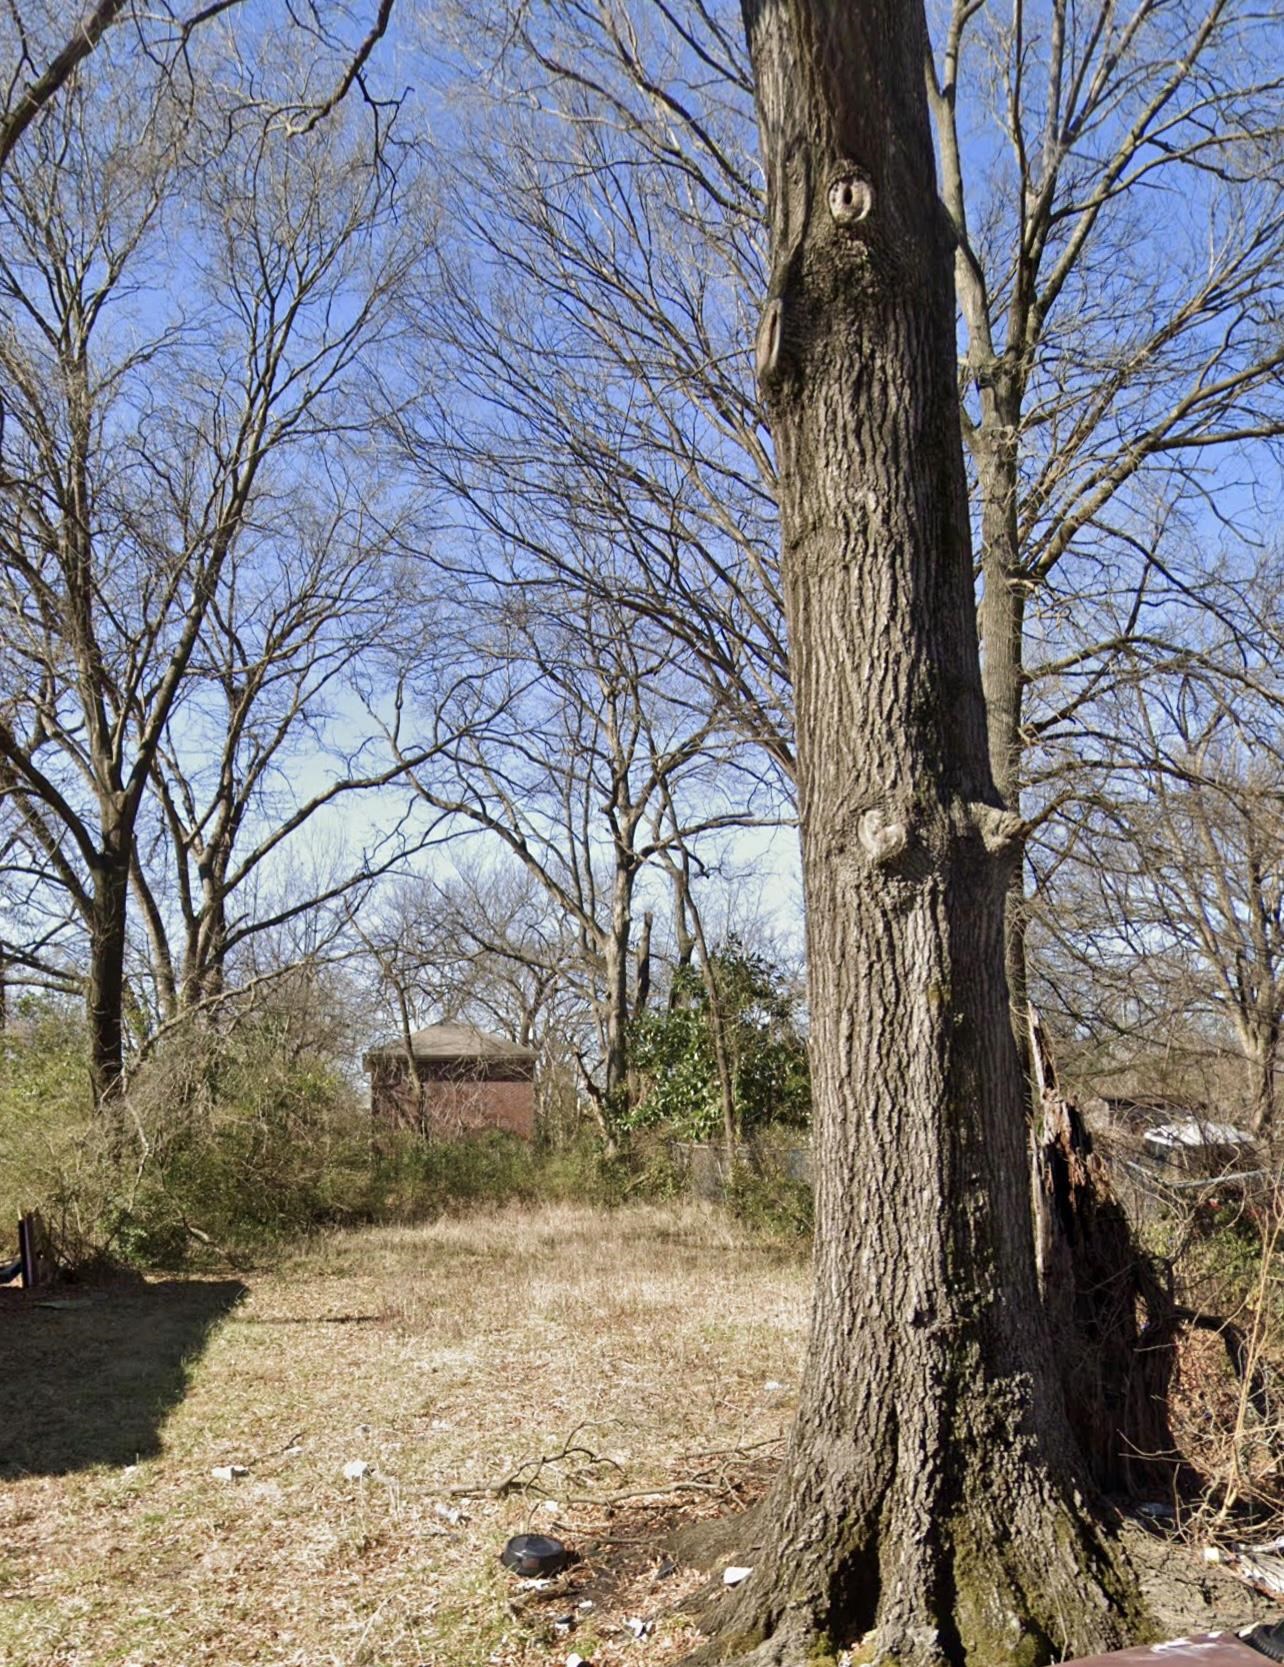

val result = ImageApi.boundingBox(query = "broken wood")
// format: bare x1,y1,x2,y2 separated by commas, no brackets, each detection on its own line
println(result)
1030,1009,1279,1497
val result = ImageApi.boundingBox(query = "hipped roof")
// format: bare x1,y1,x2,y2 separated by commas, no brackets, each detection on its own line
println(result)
364,1023,535,1065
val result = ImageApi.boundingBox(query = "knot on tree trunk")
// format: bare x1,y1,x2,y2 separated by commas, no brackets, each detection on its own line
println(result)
859,805,909,865
826,164,874,228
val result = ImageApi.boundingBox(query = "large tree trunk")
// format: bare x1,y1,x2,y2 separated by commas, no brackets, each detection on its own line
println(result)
1250,1021,1279,1140
87,851,129,1104
602,861,635,1111
704,4,1145,1661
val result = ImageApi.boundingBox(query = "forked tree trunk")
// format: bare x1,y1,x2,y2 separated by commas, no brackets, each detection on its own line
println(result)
705,4,1144,1661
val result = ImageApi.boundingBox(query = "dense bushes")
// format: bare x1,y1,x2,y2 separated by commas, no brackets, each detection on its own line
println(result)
1,994,812,1275
102,1019,375,1266
0,998,374,1269
724,1139,815,1240
0,999,101,1264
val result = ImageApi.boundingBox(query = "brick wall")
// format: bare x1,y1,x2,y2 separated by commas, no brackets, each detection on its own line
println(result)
370,1058,534,1140
421,1077,534,1140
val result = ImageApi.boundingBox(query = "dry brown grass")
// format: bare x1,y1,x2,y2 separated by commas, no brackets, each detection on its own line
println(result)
0,1203,808,1667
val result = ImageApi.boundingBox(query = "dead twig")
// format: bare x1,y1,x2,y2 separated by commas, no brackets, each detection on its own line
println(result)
676,1435,785,1463
448,1423,623,1500
568,1479,737,1507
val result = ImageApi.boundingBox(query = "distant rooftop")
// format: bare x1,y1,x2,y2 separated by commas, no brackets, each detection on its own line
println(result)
364,1023,536,1065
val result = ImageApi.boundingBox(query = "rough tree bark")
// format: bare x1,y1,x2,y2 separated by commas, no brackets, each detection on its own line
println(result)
87,850,130,1101
1251,1022,1279,1139
697,4,1147,1661
602,859,637,1111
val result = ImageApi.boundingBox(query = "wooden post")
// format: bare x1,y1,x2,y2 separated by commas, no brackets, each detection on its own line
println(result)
18,1212,53,1289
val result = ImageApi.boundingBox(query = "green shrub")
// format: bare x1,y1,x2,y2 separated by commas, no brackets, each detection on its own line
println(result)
627,940,810,1142
0,999,104,1267
0,1003,373,1271
596,1130,688,1203
3,991,814,1274
725,1162,814,1240
98,1018,374,1267
724,1131,815,1240
528,1132,624,1206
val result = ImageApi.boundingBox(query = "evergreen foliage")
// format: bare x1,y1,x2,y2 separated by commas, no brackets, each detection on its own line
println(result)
627,940,810,1141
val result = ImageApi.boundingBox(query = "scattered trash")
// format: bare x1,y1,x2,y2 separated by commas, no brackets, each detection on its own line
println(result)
211,1464,249,1481
553,1614,576,1635
343,1459,372,1481
566,1654,591,1667
500,1533,569,1578
1204,1537,1284,1600
1222,1545,1284,1600
435,1502,466,1526
1136,1501,1176,1522
542,1499,562,1516
578,1599,595,1612
283,1445,303,1459
624,1616,653,1639
723,1566,752,1586
764,1380,785,1392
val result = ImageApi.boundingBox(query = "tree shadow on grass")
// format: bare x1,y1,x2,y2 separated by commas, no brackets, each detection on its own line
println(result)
0,1278,247,1478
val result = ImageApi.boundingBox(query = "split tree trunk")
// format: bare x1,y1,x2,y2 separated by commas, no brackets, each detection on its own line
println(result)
706,4,1144,1661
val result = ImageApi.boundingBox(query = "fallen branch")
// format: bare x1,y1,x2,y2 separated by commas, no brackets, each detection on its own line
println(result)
448,1423,623,1500
676,1436,785,1463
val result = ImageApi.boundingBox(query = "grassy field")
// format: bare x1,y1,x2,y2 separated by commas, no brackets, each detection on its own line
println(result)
0,1204,809,1667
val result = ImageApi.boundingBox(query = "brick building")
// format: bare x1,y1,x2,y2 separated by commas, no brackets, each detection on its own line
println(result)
363,1023,537,1140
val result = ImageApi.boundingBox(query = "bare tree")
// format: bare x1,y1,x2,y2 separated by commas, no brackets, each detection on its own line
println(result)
409,0,1284,1038
390,581,780,1132
362,855,585,1053
393,0,792,775
0,35,412,1100
135,496,446,1017
0,1,399,173
928,0,1284,1010
1036,643,1284,1138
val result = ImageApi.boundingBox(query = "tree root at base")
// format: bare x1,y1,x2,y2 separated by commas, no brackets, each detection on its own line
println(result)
672,1493,1146,1667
